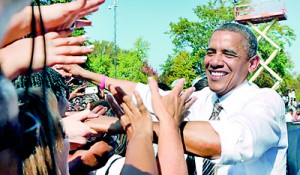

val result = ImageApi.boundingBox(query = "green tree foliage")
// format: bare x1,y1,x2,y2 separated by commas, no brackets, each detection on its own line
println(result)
112,37,155,83
87,38,158,84
160,51,197,88
86,40,115,75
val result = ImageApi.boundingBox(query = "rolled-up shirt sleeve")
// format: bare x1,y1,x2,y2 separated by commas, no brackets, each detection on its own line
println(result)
210,89,286,165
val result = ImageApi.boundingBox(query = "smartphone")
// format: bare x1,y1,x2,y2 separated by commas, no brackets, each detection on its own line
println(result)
85,86,99,94
106,93,124,118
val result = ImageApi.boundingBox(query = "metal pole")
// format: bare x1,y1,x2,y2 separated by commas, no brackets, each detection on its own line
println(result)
113,0,117,78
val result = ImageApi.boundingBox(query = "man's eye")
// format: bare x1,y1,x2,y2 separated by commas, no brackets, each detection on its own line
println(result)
225,53,236,58
206,52,214,55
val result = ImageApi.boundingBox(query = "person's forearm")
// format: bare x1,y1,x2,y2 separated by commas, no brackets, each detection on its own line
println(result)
121,135,158,175
1,5,57,47
84,116,124,134
182,121,221,158
153,121,221,158
1,6,35,47
79,69,138,97
158,121,187,175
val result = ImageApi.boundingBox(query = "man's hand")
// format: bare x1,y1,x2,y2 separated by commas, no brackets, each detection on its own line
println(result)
148,77,197,127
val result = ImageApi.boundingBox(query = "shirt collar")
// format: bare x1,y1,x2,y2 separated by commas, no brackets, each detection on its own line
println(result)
212,80,250,113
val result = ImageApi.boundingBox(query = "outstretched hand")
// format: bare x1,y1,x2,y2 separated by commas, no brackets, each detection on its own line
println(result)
63,103,100,150
41,0,105,32
0,32,92,79
148,77,197,127
54,64,85,78
121,90,153,140
68,84,87,100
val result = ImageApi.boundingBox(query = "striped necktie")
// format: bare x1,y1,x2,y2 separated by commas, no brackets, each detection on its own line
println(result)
203,99,223,175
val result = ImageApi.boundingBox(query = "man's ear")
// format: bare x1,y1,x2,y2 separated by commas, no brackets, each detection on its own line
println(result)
248,55,260,73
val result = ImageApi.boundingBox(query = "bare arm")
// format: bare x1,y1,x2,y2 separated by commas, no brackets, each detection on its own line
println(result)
56,64,138,97
182,121,221,158
116,88,158,175
152,121,221,159
149,77,197,175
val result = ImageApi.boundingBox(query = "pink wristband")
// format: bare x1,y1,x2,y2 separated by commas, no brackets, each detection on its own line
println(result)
100,74,105,90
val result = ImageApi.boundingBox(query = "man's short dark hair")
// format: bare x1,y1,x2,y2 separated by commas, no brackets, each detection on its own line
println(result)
215,23,258,59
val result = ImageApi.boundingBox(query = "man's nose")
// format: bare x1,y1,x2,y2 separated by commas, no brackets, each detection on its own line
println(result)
210,53,223,66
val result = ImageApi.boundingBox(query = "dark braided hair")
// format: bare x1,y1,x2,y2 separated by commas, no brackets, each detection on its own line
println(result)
13,68,68,99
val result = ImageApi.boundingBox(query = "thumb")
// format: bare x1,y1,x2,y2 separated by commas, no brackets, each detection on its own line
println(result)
85,103,91,110
89,128,97,135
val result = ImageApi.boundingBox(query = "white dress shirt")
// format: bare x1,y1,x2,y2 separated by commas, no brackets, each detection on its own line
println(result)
135,80,287,175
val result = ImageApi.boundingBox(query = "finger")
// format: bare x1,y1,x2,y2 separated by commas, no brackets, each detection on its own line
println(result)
133,90,148,115
183,96,197,110
89,128,98,135
172,78,185,96
120,102,134,122
46,56,87,67
74,110,97,121
85,103,91,110
53,35,89,46
55,45,94,55
45,28,73,40
82,0,105,12
79,7,99,18
54,29,74,38
72,19,92,28
122,94,141,119
91,105,102,113
97,107,107,115
180,86,195,103
65,111,75,116
148,77,161,100
66,0,87,13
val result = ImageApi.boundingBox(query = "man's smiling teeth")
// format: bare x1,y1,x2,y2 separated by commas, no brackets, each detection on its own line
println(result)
211,71,226,77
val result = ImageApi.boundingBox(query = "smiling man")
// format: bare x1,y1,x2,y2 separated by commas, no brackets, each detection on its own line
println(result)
60,23,287,175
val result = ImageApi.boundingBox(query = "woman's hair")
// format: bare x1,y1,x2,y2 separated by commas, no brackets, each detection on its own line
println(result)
13,67,68,99
17,87,65,175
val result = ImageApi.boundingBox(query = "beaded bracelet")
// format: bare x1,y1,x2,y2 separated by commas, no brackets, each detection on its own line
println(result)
100,74,105,98
100,74,105,90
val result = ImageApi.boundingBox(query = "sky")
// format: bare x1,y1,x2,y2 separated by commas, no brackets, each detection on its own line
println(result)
86,0,300,76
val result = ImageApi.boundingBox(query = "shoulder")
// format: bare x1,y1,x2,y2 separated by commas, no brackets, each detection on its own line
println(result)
259,88,283,102
192,86,213,98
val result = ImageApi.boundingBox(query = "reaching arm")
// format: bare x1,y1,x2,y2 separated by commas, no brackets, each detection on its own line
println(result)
182,121,221,158
55,64,138,97
148,77,197,174
111,87,158,175
1,0,105,47
152,121,221,159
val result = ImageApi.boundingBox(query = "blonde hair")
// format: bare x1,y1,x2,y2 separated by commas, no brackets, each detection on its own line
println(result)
18,87,65,175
